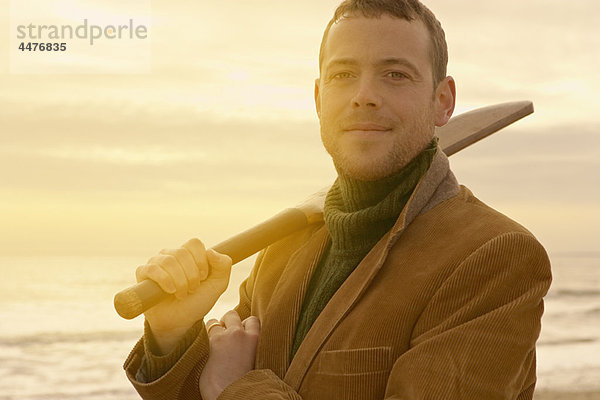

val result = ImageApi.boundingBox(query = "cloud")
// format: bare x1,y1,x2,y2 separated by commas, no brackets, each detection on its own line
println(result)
1,0,599,255
450,124,600,206
11,145,208,165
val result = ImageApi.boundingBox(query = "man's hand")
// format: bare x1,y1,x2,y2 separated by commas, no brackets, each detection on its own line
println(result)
199,310,260,400
136,238,233,354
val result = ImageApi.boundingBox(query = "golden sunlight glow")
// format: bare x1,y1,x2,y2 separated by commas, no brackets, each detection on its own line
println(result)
0,0,598,257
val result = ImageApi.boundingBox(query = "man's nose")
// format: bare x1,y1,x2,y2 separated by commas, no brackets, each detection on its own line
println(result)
351,77,382,109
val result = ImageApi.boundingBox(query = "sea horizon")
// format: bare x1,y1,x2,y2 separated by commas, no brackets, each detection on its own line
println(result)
1,253,599,399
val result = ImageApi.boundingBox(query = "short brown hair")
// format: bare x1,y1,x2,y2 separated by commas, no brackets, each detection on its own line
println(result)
319,0,448,88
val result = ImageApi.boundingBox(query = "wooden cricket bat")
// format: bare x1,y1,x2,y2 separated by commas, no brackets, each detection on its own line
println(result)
114,100,534,320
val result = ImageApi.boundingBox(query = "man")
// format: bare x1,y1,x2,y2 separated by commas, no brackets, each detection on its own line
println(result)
124,1,551,399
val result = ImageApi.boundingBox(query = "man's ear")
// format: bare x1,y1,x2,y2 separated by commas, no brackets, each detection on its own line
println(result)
434,76,456,127
314,78,321,119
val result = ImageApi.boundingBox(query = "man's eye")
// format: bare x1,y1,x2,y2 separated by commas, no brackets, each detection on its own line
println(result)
332,72,353,80
388,71,408,80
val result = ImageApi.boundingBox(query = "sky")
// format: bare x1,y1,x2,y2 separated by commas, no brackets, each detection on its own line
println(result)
0,0,599,257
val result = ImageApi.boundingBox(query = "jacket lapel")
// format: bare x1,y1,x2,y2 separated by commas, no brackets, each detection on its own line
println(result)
283,222,403,389
282,149,460,390
255,226,329,379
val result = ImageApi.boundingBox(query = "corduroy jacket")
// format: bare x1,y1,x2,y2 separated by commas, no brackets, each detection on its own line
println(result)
125,149,552,400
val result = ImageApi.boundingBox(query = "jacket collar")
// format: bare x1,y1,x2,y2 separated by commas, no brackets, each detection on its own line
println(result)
258,149,460,389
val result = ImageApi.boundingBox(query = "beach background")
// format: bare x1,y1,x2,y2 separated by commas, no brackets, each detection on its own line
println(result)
1,0,599,398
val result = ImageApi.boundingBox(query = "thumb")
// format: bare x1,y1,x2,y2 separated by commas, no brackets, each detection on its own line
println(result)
206,249,232,276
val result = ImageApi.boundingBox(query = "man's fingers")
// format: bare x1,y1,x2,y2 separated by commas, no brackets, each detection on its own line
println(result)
221,310,242,329
206,318,225,336
136,263,176,294
242,316,260,335
136,239,233,305
146,254,189,299
160,247,200,292
182,238,210,281
206,249,233,277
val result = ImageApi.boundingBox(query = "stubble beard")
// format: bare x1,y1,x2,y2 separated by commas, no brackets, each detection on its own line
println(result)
321,107,436,181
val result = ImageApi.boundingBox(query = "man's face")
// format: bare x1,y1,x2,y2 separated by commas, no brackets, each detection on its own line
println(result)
316,15,455,181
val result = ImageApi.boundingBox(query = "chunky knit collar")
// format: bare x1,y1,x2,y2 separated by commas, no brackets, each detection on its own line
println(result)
323,138,438,257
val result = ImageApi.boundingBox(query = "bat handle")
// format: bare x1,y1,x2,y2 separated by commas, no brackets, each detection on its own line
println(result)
114,279,164,320
114,207,315,320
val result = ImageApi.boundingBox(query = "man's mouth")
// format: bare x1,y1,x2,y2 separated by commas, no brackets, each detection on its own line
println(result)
343,123,392,134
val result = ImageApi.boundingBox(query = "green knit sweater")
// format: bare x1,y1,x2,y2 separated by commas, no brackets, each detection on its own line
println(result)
290,139,438,358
